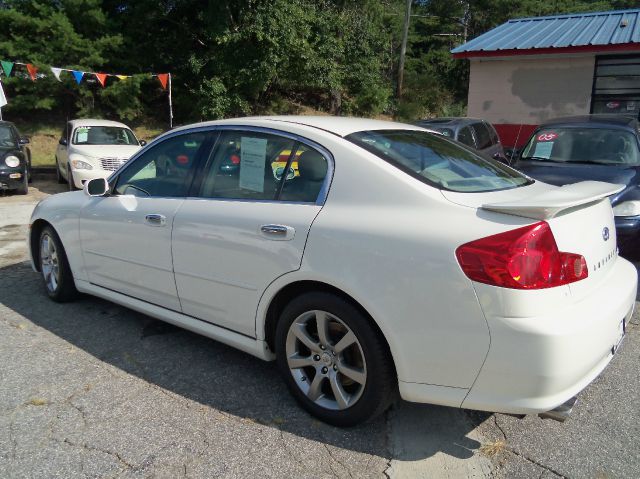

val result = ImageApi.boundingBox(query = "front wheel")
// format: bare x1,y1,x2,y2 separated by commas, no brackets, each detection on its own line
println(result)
67,165,76,191
39,226,78,302
275,292,396,427
56,158,65,184
16,171,28,195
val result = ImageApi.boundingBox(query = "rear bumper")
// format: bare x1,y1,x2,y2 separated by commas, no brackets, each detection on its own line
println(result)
461,257,637,414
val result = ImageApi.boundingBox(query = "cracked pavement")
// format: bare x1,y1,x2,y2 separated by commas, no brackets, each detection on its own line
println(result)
1,178,638,478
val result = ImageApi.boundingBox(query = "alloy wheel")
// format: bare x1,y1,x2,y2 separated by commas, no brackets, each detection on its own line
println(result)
40,233,60,293
285,310,367,410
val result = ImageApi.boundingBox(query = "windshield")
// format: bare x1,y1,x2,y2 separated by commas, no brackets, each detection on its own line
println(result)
521,127,640,166
0,126,15,147
72,126,138,146
428,127,455,138
346,129,531,193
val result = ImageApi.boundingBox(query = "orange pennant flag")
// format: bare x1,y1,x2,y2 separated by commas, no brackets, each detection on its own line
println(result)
157,73,169,90
95,73,108,87
26,64,38,81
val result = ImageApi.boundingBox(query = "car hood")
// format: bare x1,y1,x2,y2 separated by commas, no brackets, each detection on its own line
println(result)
512,160,640,206
70,144,141,159
0,145,18,155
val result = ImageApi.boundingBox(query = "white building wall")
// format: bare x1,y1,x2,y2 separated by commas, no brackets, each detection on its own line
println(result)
467,55,595,125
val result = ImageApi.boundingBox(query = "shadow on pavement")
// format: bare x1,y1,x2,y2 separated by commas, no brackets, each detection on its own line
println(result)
0,260,490,462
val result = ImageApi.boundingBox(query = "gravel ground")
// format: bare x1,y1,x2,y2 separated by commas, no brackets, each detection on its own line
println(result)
0,177,638,478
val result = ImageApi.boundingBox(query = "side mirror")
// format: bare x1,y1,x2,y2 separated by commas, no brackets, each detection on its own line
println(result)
84,177,109,197
59,138,68,146
139,140,147,146
18,137,30,145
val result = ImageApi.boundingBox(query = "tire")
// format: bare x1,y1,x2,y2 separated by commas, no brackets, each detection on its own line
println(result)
67,164,76,191
275,292,396,427
38,226,78,302
16,171,28,195
56,158,65,184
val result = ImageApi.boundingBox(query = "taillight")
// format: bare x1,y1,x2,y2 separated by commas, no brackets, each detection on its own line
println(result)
455,221,588,289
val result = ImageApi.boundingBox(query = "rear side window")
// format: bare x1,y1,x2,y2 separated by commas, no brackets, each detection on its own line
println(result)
347,129,531,193
457,127,475,148
197,131,328,203
471,122,492,150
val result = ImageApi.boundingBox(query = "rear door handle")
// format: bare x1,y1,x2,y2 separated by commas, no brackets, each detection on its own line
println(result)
260,224,295,240
145,214,166,227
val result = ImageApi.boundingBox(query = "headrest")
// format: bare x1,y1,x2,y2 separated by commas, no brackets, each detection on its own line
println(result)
298,149,327,181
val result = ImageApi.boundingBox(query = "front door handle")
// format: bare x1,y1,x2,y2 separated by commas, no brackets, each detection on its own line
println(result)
260,224,295,240
145,214,166,227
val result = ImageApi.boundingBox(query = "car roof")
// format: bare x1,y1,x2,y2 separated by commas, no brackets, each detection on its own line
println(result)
69,119,131,129
540,115,639,130
0,120,16,128
171,116,428,138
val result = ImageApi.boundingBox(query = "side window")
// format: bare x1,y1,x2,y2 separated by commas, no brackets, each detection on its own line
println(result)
114,132,207,197
486,122,499,144
457,127,476,148
471,122,492,150
198,131,296,200
279,144,329,202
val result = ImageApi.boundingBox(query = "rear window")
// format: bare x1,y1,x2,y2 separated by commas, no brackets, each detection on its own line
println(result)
346,129,531,193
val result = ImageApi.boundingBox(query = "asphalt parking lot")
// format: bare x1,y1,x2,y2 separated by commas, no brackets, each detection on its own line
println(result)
1,177,639,479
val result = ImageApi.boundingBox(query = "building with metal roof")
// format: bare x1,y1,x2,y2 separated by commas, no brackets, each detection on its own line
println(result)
452,9,640,148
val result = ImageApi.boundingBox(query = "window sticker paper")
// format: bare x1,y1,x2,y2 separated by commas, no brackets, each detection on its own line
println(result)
533,141,554,159
239,137,267,192
76,127,89,143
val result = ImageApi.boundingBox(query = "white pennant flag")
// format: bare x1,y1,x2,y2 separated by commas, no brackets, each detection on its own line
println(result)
50,67,63,81
0,79,7,108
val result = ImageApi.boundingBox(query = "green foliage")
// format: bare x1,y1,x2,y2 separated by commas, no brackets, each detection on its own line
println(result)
0,0,637,126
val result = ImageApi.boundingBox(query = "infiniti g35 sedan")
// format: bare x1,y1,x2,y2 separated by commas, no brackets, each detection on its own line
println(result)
29,116,636,427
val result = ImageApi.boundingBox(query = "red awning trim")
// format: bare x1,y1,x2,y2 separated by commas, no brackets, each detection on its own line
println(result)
453,43,640,59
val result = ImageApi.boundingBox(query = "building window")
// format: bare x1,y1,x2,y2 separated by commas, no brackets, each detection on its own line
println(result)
592,55,640,117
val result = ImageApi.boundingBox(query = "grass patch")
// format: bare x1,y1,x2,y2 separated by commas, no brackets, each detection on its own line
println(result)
26,397,49,406
479,439,507,457
19,122,165,168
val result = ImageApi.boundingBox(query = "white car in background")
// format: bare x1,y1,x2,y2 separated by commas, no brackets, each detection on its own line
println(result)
30,116,636,427
55,119,146,190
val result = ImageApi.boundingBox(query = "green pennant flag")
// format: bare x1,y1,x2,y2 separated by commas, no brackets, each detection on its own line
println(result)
1,61,13,77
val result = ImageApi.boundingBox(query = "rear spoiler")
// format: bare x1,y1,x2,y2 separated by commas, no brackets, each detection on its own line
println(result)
482,181,624,220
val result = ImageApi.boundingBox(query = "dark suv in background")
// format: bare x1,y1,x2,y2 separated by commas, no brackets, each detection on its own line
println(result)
415,117,506,162
511,115,640,256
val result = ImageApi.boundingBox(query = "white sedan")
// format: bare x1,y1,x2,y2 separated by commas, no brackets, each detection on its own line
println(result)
55,119,146,190
29,116,636,427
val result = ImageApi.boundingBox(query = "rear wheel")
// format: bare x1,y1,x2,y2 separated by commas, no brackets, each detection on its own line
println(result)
39,226,77,302
275,292,396,427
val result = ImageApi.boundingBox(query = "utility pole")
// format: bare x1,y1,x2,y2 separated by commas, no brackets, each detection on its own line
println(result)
397,0,412,99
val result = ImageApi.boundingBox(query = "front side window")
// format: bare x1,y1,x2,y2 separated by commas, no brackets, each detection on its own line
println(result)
471,122,492,150
457,127,475,148
198,131,329,203
114,132,207,197
73,126,138,145
347,129,531,193
521,127,640,166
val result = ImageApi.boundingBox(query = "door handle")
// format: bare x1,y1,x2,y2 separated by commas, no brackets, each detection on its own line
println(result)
261,224,288,235
145,214,166,227
260,224,294,240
